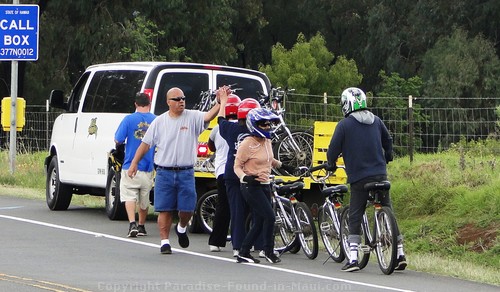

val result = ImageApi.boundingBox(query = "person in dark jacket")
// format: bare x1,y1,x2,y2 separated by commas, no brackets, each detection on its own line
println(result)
327,87,407,272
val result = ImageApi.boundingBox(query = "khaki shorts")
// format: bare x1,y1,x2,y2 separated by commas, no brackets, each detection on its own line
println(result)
120,169,153,210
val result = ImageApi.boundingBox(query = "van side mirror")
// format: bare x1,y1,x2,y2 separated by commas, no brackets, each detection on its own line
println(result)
49,90,67,110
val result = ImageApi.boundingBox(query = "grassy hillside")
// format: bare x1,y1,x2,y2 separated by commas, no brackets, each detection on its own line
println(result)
0,145,499,285
388,140,499,284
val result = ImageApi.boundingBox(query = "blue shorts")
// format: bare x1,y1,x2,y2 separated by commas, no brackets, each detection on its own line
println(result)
154,168,197,212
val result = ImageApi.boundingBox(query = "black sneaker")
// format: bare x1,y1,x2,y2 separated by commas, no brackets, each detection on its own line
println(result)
264,252,281,264
160,243,172,254
236,253,260,263
128,223,138,238
341,261,360,272
137,225,147,236
175,224,189,248
395,255,407,270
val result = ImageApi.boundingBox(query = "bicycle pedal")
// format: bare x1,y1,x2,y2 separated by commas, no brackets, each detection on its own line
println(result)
274,216,283,224
359,245,371,254
320,222,331,232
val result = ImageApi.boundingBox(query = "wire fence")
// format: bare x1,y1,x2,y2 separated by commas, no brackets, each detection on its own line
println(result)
1,95,499,156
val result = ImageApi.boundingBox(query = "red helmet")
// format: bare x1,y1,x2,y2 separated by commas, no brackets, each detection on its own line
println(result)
225,94,241,117
237,98,261,119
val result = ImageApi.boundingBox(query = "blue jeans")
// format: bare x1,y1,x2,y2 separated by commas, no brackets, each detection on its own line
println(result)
154,168,196,212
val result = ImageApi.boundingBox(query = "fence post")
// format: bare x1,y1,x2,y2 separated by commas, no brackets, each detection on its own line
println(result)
46,99,49,151
408,95,414,162
323,92,327,121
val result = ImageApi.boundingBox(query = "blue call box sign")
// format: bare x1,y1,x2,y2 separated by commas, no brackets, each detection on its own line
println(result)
0,4,39,61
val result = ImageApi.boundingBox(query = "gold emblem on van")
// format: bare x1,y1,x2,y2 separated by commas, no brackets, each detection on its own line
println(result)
88,117,98,137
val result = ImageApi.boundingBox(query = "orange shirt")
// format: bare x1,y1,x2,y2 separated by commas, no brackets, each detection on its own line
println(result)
234,135,281,183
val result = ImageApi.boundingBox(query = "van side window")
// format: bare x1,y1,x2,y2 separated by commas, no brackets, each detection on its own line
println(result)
216,75,265,99
154,72,209,115
67,72,90,113
82,70,147,113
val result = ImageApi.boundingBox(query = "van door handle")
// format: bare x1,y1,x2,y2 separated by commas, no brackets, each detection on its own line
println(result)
74,117,78,133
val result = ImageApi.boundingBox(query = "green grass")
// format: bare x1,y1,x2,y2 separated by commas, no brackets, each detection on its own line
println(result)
1,146,499,286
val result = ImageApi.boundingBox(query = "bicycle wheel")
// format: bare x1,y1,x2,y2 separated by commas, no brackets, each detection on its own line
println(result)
375,206,398,275
295,202,319,259
340,207,370,269
274,200,298,253
273,130,314,175
318,205,345,262
196,190,218,234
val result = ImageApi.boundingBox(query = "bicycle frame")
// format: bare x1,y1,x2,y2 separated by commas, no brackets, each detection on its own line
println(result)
271,183,298,252
264,88,303,154
193,84,242,112
310,164,348,263
358,182,398,275
270,174,318,259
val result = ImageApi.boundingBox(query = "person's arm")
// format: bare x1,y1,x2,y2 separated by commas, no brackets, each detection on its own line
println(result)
127,142,151,177
207,129,216,153
380,119,394,163
234,138,252,179
204,86,229,122
207,139,216,152
217,86,228,118
204,102,220,122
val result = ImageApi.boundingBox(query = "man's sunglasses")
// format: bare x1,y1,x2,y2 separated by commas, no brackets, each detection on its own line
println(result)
169,96,186,102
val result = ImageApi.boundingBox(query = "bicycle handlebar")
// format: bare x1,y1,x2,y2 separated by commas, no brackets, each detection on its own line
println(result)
309,163,328,173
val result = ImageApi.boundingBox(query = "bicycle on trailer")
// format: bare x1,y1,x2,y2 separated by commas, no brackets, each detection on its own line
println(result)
307,163,349,264
193,83,242,112
257,88,314,176
340,180,399,275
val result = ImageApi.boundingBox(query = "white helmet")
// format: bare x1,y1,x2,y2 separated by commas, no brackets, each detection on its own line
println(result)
341,87,367,117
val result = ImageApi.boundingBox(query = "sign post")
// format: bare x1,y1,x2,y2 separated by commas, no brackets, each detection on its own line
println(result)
0,2,39,173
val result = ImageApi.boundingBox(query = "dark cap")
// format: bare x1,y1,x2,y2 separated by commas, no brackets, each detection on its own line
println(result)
135,92,151,106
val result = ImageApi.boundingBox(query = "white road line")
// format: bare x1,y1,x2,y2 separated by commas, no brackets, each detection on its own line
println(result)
1,214,414,292
0,206,23,210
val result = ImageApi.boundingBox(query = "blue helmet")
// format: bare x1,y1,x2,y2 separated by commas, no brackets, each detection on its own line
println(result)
246,108,280,139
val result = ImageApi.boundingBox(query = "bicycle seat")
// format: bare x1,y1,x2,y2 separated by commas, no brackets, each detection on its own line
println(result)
321,184,348,197
274,178,285,184
364,181,391,191
276,181,304,196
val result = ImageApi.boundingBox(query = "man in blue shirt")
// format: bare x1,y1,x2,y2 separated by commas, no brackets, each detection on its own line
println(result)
115,93,156,237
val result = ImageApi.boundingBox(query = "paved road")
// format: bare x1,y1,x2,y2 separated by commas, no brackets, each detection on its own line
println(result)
1,195,498,292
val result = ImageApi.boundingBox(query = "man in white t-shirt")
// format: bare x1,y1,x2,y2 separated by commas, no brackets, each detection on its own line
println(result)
128,87,227,254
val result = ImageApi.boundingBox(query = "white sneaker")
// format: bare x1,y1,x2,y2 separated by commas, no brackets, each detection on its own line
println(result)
233,249,239,257
259,250,279,258
209,245,221,252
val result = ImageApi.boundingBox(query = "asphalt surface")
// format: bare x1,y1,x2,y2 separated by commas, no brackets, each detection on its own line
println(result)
1,195,498,292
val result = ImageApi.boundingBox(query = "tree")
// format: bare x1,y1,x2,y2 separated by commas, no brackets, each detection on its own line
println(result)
119,12,166,61
421,28,500,98
375,71,426,155
259,32,362,126
419,28,500,148
259,32,362,96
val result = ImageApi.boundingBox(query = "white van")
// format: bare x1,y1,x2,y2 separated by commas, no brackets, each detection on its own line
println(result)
45,62,271,220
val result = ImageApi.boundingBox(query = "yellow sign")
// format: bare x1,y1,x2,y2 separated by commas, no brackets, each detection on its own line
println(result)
1,97,26,131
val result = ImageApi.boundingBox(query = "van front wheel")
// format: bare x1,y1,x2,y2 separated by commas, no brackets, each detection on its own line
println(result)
46,156,73,210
